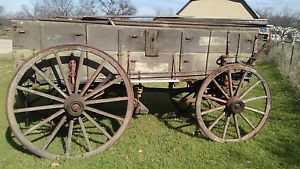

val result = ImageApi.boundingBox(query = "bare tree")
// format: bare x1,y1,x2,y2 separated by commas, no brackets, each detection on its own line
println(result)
256,7,300,41
155,8,175,16
98,0,136,15
0,6,4,16
42,0,74,17
256,7,299,27
17,0,75,19
272,26,299,41
16,0,136,19
75,0,98,16
76,0,137,16
16,3,44,19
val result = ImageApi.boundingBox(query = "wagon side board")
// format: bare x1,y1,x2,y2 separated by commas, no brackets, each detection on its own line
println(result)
12,19,266,82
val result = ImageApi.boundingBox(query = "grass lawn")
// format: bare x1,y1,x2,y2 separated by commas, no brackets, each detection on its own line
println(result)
0,54,299,169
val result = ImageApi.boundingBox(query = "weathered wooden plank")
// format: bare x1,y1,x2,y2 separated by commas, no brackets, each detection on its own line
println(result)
145,29,159,56
182,29,211,53
119,27,145,52
13,21,41,50
87,24,118,51
42,22,86,48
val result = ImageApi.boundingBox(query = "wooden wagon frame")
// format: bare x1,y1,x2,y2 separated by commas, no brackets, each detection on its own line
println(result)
6,16,272,159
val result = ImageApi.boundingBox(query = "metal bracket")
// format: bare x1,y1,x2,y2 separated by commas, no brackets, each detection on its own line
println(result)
108,18,116,26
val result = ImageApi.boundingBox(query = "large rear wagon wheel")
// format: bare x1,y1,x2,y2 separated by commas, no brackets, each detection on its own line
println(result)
196,64,271,142
6,44,134,159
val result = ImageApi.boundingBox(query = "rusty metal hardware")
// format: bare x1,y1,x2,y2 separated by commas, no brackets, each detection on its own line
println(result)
69,60,76,85
185,36,193,41
19,30,26,34
74,33,84,37
216,55,229,66
131,34,138,38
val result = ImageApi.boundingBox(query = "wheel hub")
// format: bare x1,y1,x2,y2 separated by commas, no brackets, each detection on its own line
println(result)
226,96,245,114
64,94,85,117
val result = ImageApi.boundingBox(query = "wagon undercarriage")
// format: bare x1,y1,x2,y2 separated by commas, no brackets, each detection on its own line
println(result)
7,16,272,159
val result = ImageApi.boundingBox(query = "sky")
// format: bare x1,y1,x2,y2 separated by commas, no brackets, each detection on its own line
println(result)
0,0,300,15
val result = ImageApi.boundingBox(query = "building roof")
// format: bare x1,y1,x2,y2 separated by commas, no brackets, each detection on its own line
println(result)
177,0,259,19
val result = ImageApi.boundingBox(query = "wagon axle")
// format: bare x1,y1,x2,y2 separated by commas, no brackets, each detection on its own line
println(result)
225,96,245,115
64,94,85,117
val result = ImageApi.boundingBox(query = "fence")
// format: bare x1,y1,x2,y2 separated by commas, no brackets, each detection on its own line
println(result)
266,42,300,90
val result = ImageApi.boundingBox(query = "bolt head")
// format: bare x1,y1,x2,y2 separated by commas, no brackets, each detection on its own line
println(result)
71,104,81,112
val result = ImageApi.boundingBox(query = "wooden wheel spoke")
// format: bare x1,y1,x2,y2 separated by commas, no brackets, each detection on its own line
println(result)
50,64,63,86
85,106,125,122
43,116,67,150
233,115,241,139
240,113,256,129
32,65,68,98
243,96,268,103
245,106,265,115
203,95,227,104
213,79,230,99
222,116,231,140
84,76,122,100
54,52,73,95
82,112,112,139
14,104,64,114
208,112,225,131
66,119,74,156
75,51,85,94
16,86,65,103
235,71,247,96
228,70,234,97
240,80,261,99
24,109,65,136
172,95,195,104
201,105,226,115
181,92,194,100
80,60,107,96
78,117,93,152
86,97,128,105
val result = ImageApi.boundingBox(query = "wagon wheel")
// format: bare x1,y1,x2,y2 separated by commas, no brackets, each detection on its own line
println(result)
6,44,134,159
196,64,271,142
168,81,200,115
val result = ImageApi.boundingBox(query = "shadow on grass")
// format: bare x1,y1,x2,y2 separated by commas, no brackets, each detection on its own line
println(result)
5,127,35,157
257,97,300,168
255,62,300,168
139,89,207,139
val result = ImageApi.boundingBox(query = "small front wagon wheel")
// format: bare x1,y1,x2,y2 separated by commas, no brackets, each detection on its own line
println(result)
6,44,134,159
196,64,271,142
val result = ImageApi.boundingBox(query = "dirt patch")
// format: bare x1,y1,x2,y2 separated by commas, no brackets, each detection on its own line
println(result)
0,39,12,54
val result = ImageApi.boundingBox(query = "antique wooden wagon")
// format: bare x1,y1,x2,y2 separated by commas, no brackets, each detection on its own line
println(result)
7,16,272,159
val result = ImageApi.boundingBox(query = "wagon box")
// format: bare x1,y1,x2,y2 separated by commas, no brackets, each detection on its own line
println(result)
12,17,268,81
7,16,272,159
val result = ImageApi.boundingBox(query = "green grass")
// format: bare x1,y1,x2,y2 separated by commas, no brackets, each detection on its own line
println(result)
0,55,299,169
